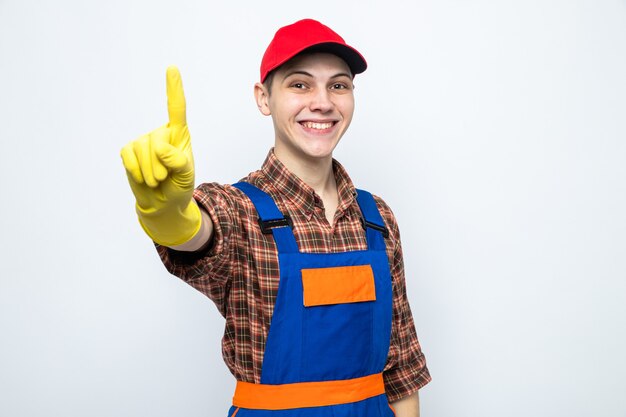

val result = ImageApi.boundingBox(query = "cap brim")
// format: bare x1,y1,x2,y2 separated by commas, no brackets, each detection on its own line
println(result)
301,42,368,76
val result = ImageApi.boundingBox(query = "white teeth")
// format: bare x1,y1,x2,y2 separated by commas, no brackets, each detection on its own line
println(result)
302,121,334,130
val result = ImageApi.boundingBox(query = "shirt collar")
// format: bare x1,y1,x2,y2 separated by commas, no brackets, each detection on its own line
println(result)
260,149,357,218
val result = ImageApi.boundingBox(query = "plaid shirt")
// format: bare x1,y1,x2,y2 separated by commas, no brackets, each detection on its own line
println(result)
157,149,430,401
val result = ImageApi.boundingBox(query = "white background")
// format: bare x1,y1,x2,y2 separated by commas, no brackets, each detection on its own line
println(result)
1,1,625,416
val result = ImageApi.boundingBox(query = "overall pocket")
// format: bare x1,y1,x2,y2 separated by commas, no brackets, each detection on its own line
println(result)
300,265,376,380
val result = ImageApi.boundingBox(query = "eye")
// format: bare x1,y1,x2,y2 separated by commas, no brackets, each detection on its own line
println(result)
290,82,307,89
330,82,351,90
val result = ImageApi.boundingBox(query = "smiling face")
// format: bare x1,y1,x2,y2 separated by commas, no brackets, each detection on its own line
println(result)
254,52,355,167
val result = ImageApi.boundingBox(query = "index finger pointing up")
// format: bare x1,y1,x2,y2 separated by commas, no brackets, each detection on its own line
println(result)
166,66,187,126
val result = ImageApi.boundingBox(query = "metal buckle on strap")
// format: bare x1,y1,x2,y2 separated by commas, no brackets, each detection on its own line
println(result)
258,215,293,234
360,216,389,238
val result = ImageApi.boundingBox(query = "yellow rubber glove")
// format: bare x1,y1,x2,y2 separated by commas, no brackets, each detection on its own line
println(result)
120,66,201,246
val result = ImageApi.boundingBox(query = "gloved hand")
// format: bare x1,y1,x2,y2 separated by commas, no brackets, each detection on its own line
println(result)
120,66,201,246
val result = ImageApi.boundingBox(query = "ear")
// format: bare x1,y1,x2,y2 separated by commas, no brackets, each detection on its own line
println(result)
254,82,271,116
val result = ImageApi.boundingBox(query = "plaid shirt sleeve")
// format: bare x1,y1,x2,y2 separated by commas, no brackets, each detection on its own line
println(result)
375,196,432,402
155,182,241,317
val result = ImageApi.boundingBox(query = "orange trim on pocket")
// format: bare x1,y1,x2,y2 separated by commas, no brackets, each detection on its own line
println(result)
301,264,376,306
388,403,397,416
233,373,385,410
231,407,240,417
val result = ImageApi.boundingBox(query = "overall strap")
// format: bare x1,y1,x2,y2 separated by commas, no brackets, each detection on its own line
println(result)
232,182,299,253
355,189,389,251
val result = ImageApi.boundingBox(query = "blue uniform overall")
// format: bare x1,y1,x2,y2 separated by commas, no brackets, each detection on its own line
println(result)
228,182,396,417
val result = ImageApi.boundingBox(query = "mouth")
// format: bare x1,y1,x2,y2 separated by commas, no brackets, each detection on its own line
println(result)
299,121,337,131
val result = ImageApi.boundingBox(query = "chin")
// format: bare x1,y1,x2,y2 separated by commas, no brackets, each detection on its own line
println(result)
302,144,337,160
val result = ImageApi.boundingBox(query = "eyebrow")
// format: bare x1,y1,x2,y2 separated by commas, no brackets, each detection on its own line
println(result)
283,70,353,80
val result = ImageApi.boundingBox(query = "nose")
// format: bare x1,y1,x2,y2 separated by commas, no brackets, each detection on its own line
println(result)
309,87,333,113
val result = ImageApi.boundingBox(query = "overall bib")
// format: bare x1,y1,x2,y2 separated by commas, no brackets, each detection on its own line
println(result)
228,182,396,417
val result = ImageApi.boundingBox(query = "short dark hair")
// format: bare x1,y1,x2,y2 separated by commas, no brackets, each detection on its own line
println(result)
263,70,276,96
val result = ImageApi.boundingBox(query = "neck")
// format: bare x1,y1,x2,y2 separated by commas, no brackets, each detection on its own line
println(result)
273,147,337,198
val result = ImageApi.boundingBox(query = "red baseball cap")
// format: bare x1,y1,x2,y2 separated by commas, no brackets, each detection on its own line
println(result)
260,19,367,82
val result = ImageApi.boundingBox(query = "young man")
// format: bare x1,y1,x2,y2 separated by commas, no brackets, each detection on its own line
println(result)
121,19,430,417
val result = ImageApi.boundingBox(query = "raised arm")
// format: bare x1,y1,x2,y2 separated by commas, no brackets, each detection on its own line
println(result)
120,66,213,251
